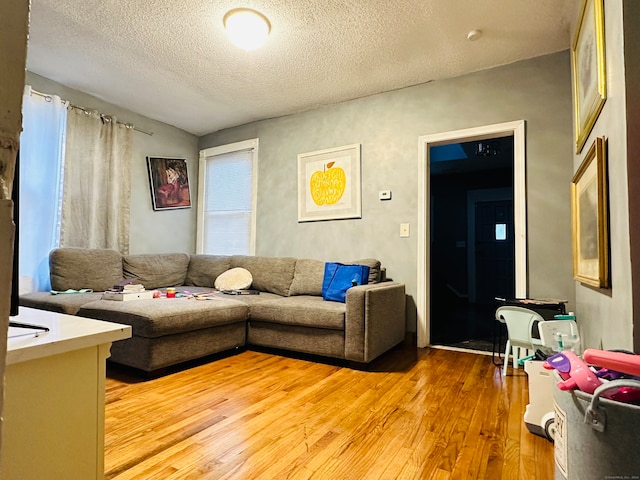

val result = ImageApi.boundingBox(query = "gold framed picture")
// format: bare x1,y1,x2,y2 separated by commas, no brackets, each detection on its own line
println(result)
571,137,608,288
572,0,606,154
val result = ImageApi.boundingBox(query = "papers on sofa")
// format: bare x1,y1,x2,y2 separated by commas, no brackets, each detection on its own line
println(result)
103,283,152,301
102,290,155,301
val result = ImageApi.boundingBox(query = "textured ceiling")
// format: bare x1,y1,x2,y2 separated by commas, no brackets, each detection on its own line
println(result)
26,0,577,136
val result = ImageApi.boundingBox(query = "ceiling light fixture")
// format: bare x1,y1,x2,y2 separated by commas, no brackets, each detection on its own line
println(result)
224,8,271,51
467,29,482,41
476,141,500,157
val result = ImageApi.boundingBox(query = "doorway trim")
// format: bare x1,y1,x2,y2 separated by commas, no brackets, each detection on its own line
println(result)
416,120,527,348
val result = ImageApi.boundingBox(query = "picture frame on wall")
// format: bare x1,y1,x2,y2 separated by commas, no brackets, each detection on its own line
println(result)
297,144,362,222
147,156,192,210
571,137,609,288
572,0,606,154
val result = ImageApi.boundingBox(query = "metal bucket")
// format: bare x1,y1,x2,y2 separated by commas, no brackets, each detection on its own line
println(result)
553,379,640,479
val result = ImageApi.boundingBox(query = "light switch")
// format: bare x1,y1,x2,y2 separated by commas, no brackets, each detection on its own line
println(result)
400,223,410,237
379,190,392,201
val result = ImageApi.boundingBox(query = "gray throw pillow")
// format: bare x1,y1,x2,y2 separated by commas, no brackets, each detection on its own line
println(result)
123,253,190,289
50,247,123,292
348,258,382,283
231,256,296,296
185,254,232,287
289,259,325,296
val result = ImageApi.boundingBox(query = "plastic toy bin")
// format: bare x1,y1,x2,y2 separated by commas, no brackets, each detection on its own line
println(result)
553,379,640,479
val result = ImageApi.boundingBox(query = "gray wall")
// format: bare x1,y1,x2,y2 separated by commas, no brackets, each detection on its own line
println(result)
25,72,200,254
572,1,637,351
200,52,576,333
625,1,640,351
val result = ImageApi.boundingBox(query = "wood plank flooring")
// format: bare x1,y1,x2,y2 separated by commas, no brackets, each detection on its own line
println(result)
104,344,554,479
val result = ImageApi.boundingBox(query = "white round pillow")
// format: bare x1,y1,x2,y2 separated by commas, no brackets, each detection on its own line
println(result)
214,267,253,291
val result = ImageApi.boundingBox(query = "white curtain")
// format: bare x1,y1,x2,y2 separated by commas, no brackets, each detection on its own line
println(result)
61,108,132,253
19,86,68,293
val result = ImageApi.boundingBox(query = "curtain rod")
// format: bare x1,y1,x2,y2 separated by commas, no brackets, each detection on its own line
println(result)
29,87,154,136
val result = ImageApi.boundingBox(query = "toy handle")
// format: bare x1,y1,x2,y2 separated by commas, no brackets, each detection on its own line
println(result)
583,349,640,377
585,379,640,432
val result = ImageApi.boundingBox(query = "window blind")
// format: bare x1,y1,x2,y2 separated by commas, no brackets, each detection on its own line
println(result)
202,148,254,255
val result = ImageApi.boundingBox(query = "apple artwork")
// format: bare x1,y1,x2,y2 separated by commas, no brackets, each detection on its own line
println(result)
310,162,346,205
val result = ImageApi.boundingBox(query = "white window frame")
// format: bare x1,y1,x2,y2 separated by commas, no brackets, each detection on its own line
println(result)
197,138,259,255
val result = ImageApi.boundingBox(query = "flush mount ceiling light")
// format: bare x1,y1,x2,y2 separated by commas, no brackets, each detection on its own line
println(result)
467,29,482,41
223,8,271,51
476,141,500,157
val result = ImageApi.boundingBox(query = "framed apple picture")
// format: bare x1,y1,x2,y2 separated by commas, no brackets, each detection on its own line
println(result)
297,144,362,222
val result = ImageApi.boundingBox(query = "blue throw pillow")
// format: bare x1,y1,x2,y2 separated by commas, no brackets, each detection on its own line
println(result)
322,262,370,303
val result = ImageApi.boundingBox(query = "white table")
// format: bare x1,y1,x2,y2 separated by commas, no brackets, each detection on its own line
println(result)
1,307,131,480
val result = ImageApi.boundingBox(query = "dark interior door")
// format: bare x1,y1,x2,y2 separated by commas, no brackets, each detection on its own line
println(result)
475,200,515,305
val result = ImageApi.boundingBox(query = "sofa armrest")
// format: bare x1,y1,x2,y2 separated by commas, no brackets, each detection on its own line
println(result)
344,282,406,362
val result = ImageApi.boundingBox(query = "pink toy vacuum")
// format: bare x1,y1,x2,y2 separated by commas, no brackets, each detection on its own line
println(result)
544,349,640,403
543,350,602,393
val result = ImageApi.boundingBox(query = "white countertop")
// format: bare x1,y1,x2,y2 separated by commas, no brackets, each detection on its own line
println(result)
7,307,132,365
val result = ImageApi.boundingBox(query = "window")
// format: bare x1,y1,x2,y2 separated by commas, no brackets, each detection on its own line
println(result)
19,86,68,292
197,139,258,255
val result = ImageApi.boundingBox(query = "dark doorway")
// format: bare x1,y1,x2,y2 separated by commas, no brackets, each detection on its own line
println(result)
429,136,514,351
475,199,514,305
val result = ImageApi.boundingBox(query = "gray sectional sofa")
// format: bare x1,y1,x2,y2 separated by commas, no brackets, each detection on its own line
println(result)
20,248,406,372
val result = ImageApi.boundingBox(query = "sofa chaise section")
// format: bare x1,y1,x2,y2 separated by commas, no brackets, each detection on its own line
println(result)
77,297,248,371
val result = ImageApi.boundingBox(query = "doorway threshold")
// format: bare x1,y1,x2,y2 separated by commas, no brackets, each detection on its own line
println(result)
431,344,493,357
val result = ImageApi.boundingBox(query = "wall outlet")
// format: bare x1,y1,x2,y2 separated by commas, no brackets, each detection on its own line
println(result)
379,190,392,200
400,223,410,237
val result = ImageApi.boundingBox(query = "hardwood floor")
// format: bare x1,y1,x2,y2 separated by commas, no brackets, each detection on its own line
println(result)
104,343,554,479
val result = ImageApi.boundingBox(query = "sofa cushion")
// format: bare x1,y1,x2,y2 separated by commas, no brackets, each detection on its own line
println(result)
50,247,123,292
214,267,253,291
290,258,381,295
231,256,296,296
20,291,106,315
249,296,345,330
289,259,324,296
185,255,232,287
349,258,382,284
247,322,345,359
77,297,248,338
123,253,190,289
